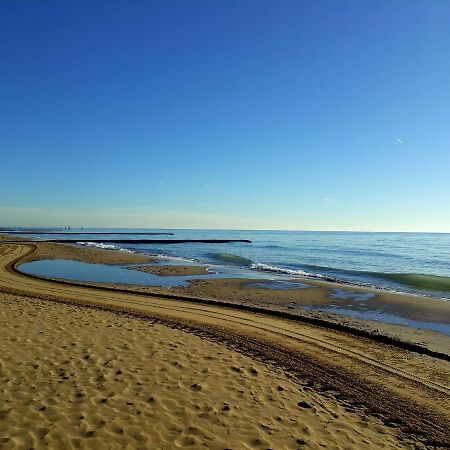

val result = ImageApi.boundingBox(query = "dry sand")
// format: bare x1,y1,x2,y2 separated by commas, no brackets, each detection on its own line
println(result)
0,292,415,450
1,242,449,448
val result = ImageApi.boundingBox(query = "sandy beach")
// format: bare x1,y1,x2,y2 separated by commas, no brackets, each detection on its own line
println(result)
3,1,449,448
1,240,449,448
11,235,450,355
0,292,416,450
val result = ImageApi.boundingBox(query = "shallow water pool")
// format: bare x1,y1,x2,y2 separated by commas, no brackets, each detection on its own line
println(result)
18,259,206,287
18,259,285,287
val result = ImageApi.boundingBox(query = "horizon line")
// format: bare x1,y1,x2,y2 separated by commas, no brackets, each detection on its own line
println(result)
1,226,449,234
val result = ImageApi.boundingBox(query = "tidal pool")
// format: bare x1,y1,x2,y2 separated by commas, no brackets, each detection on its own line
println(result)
18,259,207,287
18,259,281,287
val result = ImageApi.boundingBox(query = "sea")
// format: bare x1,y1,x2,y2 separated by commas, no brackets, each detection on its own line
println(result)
13,228,450,300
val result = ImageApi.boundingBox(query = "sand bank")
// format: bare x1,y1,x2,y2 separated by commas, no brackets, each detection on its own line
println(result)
18,241,156,265
131,264,211,277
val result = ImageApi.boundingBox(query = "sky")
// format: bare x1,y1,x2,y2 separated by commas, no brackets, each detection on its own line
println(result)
1,0,449,232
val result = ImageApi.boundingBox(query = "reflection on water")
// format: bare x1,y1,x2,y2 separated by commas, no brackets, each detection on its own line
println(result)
18,259,287,287
19,260,203,287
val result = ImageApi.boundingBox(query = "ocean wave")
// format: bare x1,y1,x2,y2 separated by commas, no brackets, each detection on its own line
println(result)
373,273,450,293
76,241,134,254
208,252,253,266
155,254,196,263
249,263,450,297
250,262,324,279
287,263,450,294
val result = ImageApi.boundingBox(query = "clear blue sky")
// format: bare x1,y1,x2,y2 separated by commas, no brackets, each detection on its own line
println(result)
1,1,449,231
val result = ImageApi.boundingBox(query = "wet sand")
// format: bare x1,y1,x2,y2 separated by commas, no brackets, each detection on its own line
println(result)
1,240,449,447
131,264,211,277
181,277,450,324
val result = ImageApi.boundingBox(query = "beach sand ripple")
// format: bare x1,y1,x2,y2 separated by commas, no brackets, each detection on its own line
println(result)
0,293,414,449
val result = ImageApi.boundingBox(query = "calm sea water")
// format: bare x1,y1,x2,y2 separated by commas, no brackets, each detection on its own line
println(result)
18,228,450,299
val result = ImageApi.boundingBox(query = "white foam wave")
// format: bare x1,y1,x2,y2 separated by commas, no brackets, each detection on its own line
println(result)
250,262,323,279
155,253,196,263
77,242,134,254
